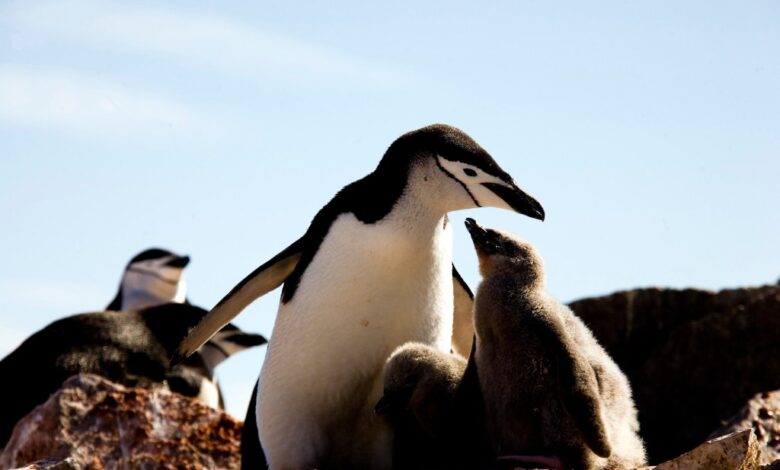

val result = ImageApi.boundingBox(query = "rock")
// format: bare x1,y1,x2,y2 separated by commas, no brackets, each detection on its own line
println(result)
13,459,79,470
569,285,780,463
568,285,779,372
651,429,760,470
709,390,780,465
761,460,780,470
0,373,241,469
0,304,224,447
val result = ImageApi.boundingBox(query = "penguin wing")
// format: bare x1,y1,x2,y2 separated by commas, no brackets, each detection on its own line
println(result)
537,316,612,458
451,265,475,357
174,237,304,362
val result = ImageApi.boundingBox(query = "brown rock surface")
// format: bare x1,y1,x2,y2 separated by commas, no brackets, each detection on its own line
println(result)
0,373,241,469
652,429,760,470
709,390,780,465
13,459,79,470
569,285,780,463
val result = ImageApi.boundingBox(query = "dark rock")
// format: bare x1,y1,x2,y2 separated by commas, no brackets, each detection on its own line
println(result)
569,285,780,463
0,374,241,469
709,390,780,465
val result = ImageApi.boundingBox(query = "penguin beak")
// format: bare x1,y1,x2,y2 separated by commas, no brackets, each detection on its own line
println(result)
481,182,545,221
166,255,191,269
464,218,501,255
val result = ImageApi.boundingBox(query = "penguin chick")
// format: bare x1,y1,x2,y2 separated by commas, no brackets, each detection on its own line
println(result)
378,342,466,436
376,342,467,470
464,218,646,470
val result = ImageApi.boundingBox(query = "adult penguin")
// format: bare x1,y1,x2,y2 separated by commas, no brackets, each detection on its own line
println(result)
177,124,545,469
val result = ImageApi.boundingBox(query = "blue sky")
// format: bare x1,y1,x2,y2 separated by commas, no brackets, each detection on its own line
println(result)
1,0,778,418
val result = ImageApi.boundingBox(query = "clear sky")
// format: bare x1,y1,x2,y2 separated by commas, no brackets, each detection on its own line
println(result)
1,0,778,418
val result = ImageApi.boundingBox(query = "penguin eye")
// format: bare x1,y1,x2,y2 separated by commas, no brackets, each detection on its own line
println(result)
463,168,478,177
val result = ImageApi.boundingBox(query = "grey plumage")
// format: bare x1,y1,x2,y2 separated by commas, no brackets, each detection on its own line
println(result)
378,342,466,433
465,218,646,470
376,342,472,470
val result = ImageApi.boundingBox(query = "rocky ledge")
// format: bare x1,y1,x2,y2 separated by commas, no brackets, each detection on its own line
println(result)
0,374,241,469
570,284,780,462
2,283,779,469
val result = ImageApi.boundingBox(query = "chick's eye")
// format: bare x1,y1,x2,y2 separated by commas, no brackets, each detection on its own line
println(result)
463,168,478,177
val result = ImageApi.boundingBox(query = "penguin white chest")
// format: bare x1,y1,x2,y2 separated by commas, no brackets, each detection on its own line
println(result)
196,377,221,409
274,212,454,360
257,212,454,467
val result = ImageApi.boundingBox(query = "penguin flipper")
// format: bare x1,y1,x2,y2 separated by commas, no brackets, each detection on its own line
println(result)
451,264,475,357
545,324,612,458
174,237,303,362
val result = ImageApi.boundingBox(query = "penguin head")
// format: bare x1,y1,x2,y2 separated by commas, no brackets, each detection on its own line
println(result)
381,124,545,220
198,324,268,373
465,218,544,288
114,248,190,311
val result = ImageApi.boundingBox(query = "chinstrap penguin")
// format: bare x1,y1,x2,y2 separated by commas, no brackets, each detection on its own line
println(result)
0,304,263,448
464,218,646,470
108,248,267,409
176,124,545,469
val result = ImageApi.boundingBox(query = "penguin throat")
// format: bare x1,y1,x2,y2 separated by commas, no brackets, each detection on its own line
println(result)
121,278,187,311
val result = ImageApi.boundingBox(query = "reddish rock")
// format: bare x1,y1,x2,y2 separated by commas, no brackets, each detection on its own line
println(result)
13,459,79,470
569,285,780,463
709,390,780,466
0,374,241,469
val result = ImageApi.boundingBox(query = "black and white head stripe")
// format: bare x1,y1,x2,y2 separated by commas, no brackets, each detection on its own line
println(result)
107,247,190,311
128,248,176,264
198,324,268,371
378,124,512,181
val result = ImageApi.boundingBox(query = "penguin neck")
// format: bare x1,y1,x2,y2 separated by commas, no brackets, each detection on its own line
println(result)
120,278,187,311
383,192,449,242
379,165,453,240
